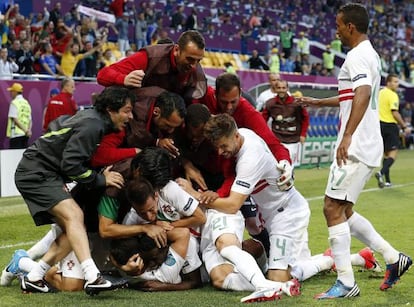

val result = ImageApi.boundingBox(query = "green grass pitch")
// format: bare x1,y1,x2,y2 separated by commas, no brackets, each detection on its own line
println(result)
0,150,413,306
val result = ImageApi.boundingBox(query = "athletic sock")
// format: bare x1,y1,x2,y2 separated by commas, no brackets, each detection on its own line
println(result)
18,257,37,273
381,157,394,183
27,260,51,282
350,253,365,267
291,255,333,281
328,222,354,287
348,212,399,264
222,272,255,291
81,258,100,283
27,224,62,260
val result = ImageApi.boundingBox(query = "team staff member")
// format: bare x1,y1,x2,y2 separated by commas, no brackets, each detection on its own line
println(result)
376,73,411,188
262,80,309,167
14,86,135,295
97,30,207,102
194,73,293,191
43,78,78,132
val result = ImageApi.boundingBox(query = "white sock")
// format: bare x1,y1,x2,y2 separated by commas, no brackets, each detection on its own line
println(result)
222,272,255,291
18,257,37,273
27,260,51,281
80,258,100,283
350,253,365,267
291,255,333,281
220,245,281,290
27,224,63,260
328,223,354,287
348,212,399,264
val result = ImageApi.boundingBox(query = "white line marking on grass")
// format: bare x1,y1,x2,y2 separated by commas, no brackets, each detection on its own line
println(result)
0,241,37,250
1,182,414,250
306,182,414,202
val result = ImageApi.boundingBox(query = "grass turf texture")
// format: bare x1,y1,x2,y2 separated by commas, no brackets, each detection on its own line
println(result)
0,150,413,306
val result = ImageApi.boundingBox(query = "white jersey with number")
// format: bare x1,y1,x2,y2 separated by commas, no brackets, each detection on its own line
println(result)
336,40,383,167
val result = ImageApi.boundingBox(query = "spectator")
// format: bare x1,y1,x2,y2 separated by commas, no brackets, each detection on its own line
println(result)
170,5,185,30
109,0,127,20
247,49,269,70
60,41,103,77
43,78,77,132
48,2,61,27
110,12,131,56
0,46,18,79
38,42,64,78
185,8,198,31
133,9,147,50
262,80,309,167
6,82,31,149
15,39,37,75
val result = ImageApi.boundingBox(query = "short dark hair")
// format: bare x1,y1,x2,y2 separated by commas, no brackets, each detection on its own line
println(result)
204,113,238,144
215,73,241,95
126,177,156,208
338,3,369,34
94,86,136,114
130,147,172,189
110,234,169,270
185,103,211,127
386,73,399,83
155,91,187,120
177,30,205,50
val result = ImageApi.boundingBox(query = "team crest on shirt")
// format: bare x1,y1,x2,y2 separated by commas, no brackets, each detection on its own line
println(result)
183,198,193,211
66,260,75,270
165,252,176,266
352,74,367,82
236,180,250,188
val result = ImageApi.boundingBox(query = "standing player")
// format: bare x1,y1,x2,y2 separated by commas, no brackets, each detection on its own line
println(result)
300,3,412,299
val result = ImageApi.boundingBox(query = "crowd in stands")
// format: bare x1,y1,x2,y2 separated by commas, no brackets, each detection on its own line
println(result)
1,0,414,82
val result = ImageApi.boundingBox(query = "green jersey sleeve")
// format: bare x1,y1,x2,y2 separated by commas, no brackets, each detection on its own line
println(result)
98,195,120,221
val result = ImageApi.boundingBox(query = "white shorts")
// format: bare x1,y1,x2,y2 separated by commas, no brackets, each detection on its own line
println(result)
57,233,110,280
182,235,202,275
200,209,245,274
133,247,184,284
266,191,311,270
325,159,374,204
282,142,301,167
59,251,83,279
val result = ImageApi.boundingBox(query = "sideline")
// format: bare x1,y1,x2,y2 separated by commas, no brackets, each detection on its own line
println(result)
1,182,414,250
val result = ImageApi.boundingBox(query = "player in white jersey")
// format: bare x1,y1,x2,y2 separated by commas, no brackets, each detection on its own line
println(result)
299,3,412,299
121,177,202,289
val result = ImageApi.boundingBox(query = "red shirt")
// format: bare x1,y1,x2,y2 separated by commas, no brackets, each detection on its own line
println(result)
43,92,78,131
197,86,291,163
97,48,179,86
90,129,136,168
